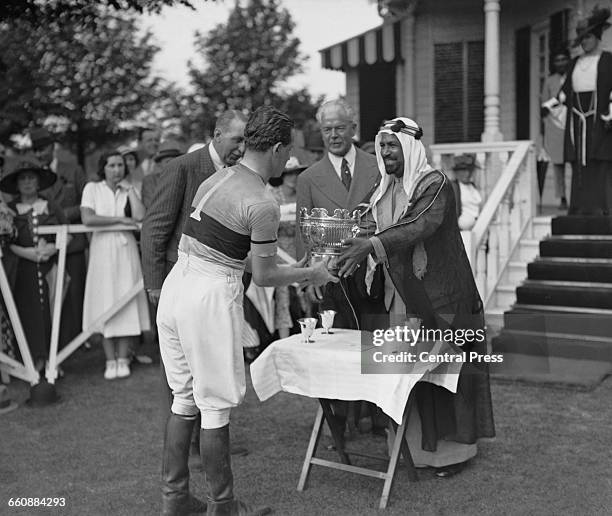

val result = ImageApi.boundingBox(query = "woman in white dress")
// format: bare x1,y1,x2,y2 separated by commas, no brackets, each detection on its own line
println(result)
81,151,150,380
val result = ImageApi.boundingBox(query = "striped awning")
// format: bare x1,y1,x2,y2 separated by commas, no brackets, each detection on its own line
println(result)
320,21,402,71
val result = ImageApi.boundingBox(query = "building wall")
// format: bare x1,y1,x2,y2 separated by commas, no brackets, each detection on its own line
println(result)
396,0,587,144
413,0,485,146
346,68,361,138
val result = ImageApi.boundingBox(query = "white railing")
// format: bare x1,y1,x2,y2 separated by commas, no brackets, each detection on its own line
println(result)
0,222,298,386
430,140,537,306
0,223,143,385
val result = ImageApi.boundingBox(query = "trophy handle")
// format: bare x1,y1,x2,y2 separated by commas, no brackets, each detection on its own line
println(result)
351,225,361,238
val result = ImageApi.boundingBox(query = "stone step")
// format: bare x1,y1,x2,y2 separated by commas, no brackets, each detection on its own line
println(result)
516,280,612,309
527,257,612,283
540,237,612,259
552,215,612,235
492,328,612,362
502,305,612,338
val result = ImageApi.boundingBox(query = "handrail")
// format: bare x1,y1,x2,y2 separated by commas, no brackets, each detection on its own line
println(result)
470,141,532,264
36,223,141,235
430,140,532,154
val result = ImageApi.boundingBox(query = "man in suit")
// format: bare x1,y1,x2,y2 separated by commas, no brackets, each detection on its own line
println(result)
141,110,247,516
296,99,381,328
130,127,160,194
32,128,89,351
338,117,495,478
142,140,184,211
295,99,384,439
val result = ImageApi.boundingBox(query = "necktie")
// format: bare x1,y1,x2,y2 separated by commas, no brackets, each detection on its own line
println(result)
341,158,351,191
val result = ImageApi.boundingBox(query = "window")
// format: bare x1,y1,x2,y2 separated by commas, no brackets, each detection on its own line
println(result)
434,41,484,143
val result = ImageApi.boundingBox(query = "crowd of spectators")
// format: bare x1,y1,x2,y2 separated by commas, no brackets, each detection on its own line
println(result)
0,120,484,387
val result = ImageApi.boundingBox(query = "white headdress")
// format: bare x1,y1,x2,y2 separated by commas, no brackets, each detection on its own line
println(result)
370,117,434,221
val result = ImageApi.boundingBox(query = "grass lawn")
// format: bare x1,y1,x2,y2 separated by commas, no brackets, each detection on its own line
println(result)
1,346,611,516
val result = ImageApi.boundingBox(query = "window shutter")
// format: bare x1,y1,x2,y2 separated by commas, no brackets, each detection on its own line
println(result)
435,41,484,143
434,42,464,143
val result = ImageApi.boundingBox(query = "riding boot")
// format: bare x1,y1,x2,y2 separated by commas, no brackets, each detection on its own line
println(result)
199,425,271,516
161,413,206,515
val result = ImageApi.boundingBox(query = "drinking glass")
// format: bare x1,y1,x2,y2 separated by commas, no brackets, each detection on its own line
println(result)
319,310,336,334
298,317,317,343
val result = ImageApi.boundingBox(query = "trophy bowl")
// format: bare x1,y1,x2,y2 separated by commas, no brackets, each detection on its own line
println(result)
299,207,361,272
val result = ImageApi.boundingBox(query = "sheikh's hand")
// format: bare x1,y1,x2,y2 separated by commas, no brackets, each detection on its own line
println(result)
337,238,373,278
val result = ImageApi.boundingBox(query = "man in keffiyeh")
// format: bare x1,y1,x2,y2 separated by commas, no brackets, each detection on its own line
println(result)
338,117,495,477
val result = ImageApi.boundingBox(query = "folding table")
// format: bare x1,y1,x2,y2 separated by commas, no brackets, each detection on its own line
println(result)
250,329,462,509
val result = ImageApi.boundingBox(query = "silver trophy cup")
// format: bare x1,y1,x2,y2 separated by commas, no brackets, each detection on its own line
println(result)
299,207,361,272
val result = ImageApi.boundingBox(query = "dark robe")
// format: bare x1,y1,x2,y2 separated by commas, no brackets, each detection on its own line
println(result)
374,170,495,449
562,51,612,215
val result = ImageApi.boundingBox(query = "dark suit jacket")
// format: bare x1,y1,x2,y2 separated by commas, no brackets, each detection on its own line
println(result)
295,147,380,259
141,145,217,290
142,172,161,211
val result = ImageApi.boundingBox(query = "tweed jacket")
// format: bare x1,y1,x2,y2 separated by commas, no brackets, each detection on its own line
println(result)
141,145,217,290
375,170,482,317
295,147,380,259
141,171,161,211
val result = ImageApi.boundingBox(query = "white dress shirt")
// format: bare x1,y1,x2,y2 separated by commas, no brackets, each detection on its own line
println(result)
327,145,356,182
209,142,225,172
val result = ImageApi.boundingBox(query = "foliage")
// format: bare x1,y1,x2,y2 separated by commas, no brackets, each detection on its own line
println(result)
0,10,161,165
0,0,206,24
188,0,314,126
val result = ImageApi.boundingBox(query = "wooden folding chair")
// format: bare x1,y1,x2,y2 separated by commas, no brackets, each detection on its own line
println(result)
297,395,418,510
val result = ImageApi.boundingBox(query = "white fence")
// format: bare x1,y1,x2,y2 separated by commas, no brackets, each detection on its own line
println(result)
430,140,537,306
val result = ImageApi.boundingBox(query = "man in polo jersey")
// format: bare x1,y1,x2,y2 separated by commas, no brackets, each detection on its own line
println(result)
157,107,337,516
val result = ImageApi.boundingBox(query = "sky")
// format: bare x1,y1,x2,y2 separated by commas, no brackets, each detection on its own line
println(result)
142,0,381,99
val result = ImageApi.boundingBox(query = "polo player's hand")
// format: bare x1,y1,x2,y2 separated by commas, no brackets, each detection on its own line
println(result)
338,237,373,278
307,261,339,288
291,255,309,268
303,285,323,303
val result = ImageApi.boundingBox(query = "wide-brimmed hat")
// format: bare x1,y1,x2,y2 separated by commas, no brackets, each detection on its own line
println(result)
452,154,479,171
574,6,611,46
29,127,55,151
0,385,18,414
0,155,57,195
283,156,307,174
269,156,308,187
154,140,184,162
118,144,139,161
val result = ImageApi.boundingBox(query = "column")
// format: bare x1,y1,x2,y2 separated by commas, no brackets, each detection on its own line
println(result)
482,0,503,142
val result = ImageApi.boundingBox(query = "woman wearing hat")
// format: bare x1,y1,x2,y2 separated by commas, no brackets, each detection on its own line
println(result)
559,6,612,215
266,156,308,339
0,155,68,373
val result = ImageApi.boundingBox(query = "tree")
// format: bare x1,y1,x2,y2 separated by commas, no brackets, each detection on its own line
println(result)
0,10,161,166
0,0,212,24
188,0,306,116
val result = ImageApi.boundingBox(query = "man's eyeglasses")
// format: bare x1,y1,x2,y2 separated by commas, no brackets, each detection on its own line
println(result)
381,119,423,140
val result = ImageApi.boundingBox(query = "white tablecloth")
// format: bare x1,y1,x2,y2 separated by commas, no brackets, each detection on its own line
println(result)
250,329,462,425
